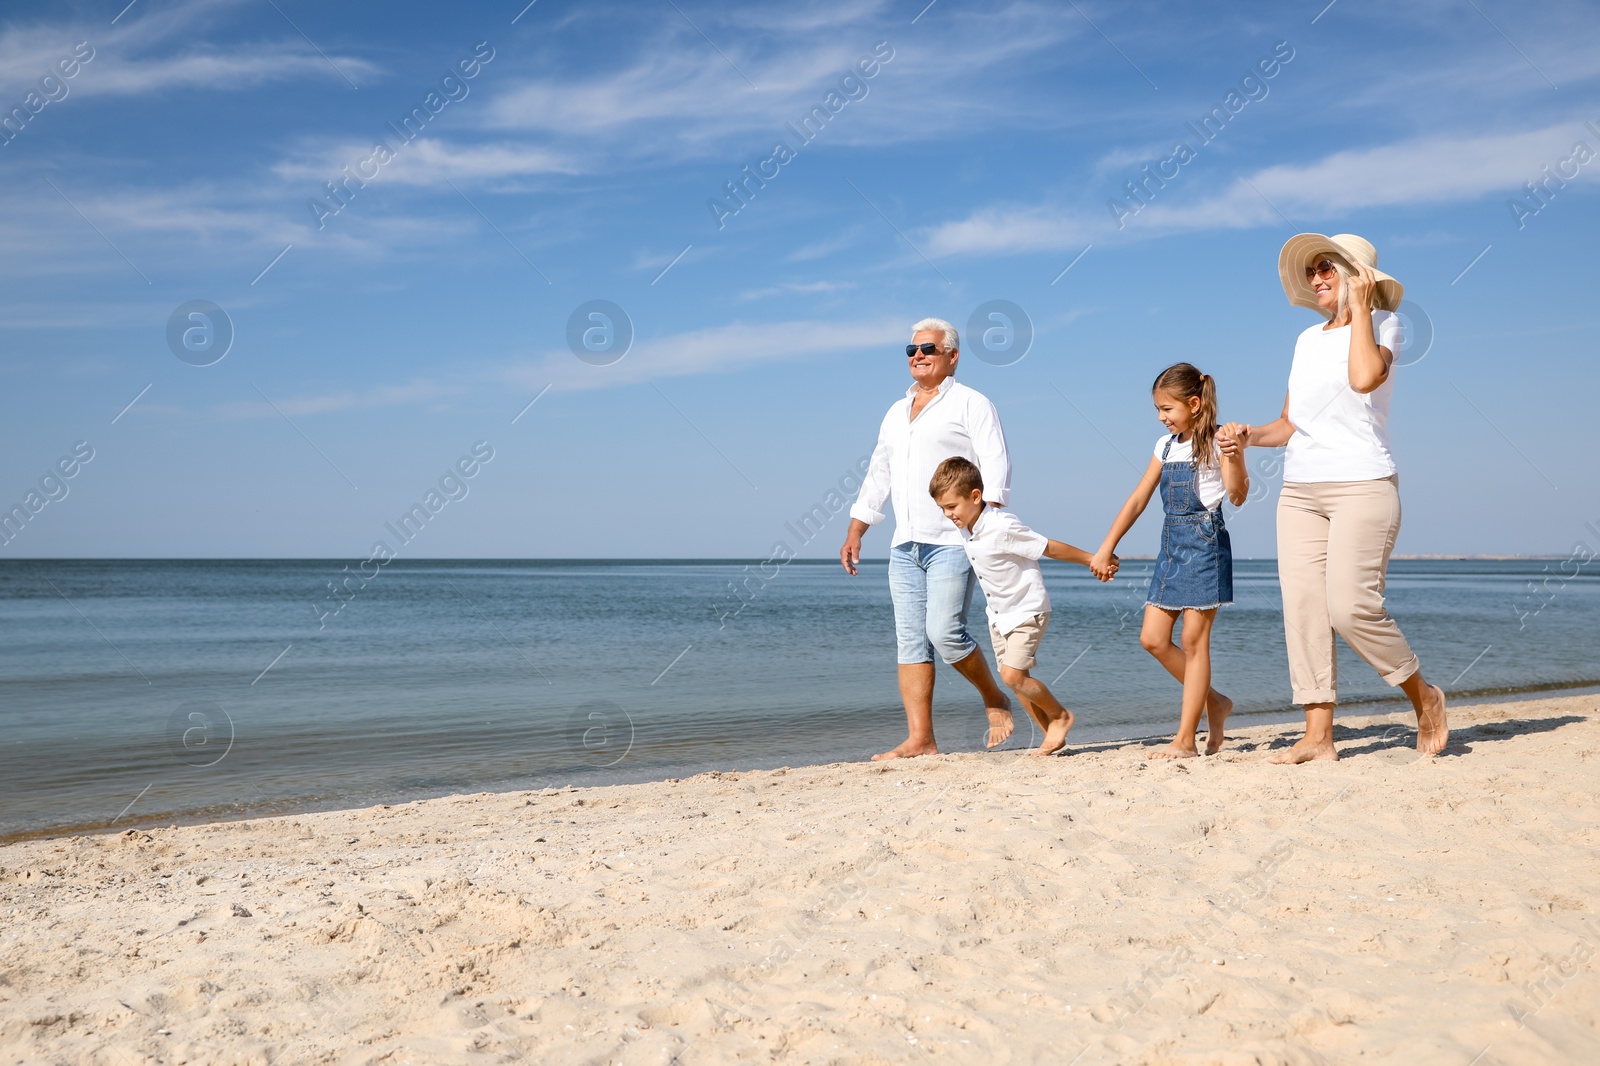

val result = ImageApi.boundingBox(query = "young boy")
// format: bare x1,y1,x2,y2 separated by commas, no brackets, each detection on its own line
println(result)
929,456,1116,756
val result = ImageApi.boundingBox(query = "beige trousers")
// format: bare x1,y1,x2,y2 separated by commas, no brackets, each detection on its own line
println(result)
1277,476,1420,705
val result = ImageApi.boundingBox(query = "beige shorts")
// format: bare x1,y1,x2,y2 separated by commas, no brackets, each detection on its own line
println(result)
989,613,1050,671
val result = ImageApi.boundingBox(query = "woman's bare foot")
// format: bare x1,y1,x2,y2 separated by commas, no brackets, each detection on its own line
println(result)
1204,693,1233,755
1028,709,1074,757
1147,741,1199,760
872,739,938,761
1415,684,1449,755
985,704,1015,750
1267,736,1337,764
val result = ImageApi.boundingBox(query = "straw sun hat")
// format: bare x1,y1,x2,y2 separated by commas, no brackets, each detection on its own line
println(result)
1277,233,1403,314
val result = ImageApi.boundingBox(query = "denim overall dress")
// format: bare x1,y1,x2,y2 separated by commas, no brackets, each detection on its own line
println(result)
1146,434,1234,610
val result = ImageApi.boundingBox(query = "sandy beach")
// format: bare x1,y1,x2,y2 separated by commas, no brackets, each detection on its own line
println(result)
3,693,1598,1065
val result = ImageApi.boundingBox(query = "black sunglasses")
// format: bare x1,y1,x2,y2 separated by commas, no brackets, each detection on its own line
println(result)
906,342,944,357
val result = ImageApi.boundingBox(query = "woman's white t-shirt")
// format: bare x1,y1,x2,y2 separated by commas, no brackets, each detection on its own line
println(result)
1284,309,1404,483
1154,435,1226,509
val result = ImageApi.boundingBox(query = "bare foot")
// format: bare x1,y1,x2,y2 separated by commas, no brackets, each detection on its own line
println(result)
1028,710,1074,757
1147,741,1199,760
1205,692,1233,755
1267,737,1337,764
872,739,938,761
985,703,1015,750
1415,684,1449,755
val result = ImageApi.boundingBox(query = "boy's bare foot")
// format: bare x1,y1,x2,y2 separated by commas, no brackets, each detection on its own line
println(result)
1147,741,1199,760
1204,693,1233,755
1267,737,1337,764
1028,710,1074,757
1415,684,1449,755
872,739,939,761
985,704,1015,750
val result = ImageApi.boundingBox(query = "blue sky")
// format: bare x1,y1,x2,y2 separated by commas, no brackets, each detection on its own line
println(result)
1,0,1596,558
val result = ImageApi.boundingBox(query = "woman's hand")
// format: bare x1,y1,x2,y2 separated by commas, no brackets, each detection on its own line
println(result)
1346,261,1376,312
1217,422,1250,458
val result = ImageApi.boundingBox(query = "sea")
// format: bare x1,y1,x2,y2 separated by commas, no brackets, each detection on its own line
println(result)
2,558,1595,840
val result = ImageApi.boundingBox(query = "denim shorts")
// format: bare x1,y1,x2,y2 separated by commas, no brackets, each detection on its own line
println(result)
888,542,979,665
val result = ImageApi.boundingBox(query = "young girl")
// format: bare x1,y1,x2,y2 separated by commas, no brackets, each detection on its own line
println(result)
1091,363,1248,759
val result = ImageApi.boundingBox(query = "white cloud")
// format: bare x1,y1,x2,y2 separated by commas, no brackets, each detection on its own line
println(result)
272,137,578,186
498,315,903,394
0,4,379,102
739,280,856,300
921,120,1600,256
217,380,464,419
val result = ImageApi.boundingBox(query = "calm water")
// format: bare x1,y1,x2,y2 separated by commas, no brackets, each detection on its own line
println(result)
1,558,1596,838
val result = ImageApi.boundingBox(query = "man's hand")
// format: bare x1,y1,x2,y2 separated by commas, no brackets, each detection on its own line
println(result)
840,532,863,575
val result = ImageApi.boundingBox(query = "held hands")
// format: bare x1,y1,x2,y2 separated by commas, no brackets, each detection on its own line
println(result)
1217,422,1250,459
1089,550,1119,582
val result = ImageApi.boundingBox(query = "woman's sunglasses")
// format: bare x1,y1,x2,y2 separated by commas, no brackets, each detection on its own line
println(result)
906,342,944,357
1304,258,1339,281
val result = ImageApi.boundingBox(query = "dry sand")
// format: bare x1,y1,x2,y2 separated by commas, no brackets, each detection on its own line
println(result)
3,694,1598,1065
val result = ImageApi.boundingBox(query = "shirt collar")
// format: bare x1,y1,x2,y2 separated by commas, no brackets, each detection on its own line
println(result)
904,376,957,400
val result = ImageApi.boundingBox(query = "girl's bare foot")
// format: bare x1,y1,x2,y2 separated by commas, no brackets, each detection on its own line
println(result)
985,704,1015,749
1147,741,1199,760
1267,736,1337,764
1204,692,1233,755
1415,684,1449,755
1028,709,1074,757
872,739,938,761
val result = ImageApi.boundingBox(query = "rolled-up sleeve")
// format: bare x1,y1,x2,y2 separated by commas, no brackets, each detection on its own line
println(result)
849,414,893,527
968,394,1011,506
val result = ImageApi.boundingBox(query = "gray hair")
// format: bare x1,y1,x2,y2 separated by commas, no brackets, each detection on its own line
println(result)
910,317,959,351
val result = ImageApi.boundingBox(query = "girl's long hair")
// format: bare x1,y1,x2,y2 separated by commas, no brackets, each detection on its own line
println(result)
1151,362,1218,470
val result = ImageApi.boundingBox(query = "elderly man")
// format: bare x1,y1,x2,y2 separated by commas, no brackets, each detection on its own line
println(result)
840,317,1015,760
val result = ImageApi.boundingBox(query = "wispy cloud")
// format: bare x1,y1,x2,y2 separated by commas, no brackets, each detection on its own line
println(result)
215,380,464,419
500,315,903,394
739,280,856,300
921,120,1600,256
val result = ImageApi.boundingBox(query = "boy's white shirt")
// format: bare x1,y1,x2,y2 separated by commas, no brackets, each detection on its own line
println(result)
957,507,1050,635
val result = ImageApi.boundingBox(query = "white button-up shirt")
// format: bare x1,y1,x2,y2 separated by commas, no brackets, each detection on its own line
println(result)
959,507,1051,634
849,378,1011,547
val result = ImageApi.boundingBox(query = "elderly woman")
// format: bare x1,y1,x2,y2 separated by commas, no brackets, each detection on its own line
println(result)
1220,234,1448,763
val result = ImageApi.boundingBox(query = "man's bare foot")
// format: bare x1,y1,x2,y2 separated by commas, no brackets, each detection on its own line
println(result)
872,739,938,761
1028,710,1074,757
1267,737,1337,764
1147,741,1199,760
1204,693,1233,755
1415,684,1449,755
985,703,1015,750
